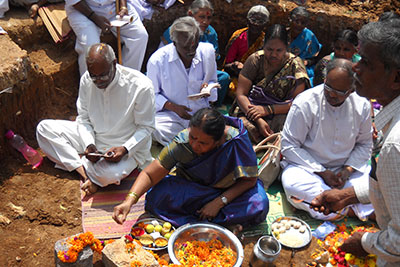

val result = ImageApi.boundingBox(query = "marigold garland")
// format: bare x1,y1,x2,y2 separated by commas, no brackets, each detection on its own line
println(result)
57,232,104,263
311,224,378,267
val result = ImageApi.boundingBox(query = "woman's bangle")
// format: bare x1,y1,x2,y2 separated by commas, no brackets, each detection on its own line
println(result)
88,11,95,19
265,105,273,116
120,6,128,11
126,191,139,204
270,105,275,115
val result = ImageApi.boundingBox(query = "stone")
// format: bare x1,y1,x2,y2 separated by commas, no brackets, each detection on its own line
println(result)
102,238,159,267
54,235,93,267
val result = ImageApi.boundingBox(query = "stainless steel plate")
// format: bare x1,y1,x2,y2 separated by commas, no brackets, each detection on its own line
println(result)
270,216,312,249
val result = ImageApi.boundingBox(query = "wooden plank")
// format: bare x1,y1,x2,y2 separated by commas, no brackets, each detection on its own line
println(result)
43,4,71,37
39,3,71,43
38,8,61,43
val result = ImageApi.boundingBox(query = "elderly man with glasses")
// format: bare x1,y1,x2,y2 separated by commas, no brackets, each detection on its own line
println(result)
280,58,374,221
36,43,155,195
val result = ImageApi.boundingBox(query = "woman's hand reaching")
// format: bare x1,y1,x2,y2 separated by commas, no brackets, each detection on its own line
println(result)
113,201,132,224
256,119,273,137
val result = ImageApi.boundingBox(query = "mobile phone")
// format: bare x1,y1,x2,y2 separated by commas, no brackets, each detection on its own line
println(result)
87,152,114,158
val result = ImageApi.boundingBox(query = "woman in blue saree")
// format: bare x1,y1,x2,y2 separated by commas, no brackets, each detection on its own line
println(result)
113,108,269,227
288,6,322,85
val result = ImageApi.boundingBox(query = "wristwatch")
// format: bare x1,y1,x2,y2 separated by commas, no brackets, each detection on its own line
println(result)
220,195,228,206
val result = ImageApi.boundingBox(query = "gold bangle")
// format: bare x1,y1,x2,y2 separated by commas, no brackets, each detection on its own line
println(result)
120,6,128,11
126,191,139,203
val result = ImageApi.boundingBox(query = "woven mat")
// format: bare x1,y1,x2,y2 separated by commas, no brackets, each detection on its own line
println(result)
81,169,146,239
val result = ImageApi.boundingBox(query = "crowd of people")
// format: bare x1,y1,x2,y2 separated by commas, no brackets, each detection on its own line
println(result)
6,0,399,264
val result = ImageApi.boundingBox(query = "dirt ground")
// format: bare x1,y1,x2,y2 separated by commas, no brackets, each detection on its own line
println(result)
0,0,398,266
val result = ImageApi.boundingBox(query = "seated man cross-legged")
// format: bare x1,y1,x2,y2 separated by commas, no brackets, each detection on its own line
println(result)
147,16,218,146
36,43,155,195
281,58,374,221
113,108,269,228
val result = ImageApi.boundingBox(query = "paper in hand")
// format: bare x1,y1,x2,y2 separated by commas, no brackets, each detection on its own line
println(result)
187,82,220,100
110,15,133,27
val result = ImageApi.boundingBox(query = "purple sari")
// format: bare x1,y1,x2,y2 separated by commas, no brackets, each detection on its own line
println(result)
145,116,269,227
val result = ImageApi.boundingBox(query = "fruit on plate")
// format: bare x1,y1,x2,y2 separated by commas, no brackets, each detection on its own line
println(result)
164,232,172,240
163,222,172,230
145,224,155,234
154,225,163,233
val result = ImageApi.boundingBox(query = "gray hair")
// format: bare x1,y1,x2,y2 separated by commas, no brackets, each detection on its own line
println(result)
188,0,213,14
170,16,201,45
358,20,400,70
290,6,309,19
325,58,354,79
85,43,116,65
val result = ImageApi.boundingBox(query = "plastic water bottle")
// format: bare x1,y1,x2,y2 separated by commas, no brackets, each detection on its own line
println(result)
5,130,43,168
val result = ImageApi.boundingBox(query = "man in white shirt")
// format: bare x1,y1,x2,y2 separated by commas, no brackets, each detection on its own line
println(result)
147,16,218,146
311,20,400,266
281,58,374,221
65,0,148,76
36,43,155,195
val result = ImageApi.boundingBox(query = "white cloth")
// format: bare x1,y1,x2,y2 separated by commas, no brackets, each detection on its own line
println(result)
282,164,374,220
281,85,374,220
147,42,218,146
36,65,155,187
65,0,148,75
130,0,176,21
0,0,8,18
355,95,400,266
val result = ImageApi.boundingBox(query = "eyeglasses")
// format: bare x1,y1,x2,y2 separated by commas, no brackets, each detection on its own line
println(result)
324,83,353,96
89,65,114,82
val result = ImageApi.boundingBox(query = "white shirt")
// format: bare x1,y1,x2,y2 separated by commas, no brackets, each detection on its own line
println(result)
355,95,400,266
281,84,373,173
66,0,113,8
76,64,155,165
130,0,176,20
146,42,218,114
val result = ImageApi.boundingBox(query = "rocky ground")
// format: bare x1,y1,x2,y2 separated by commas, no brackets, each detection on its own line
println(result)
0,0,398,266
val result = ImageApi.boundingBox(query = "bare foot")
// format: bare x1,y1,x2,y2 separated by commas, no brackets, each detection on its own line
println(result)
81,179,98,195
29,4,39,18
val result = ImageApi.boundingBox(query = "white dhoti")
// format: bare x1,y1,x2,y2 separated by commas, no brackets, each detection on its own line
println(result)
0,0,8,17
152,111,190,146
281,164,374,221
36,119,138,187
66,2,148,75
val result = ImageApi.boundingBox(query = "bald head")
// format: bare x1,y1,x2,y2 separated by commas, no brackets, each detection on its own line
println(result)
85,43,116,66
324,58,355,107
85,43,117,89
325,58,354,79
